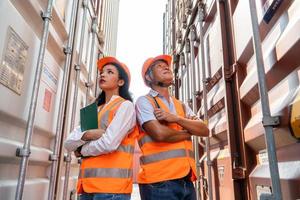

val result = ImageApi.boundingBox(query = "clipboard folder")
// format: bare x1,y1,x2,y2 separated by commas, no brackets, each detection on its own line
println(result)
80,102,98,131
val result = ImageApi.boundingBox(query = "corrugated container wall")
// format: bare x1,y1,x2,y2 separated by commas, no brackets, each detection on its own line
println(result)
164,0,300,199
0,0,119,199
100,0,120,56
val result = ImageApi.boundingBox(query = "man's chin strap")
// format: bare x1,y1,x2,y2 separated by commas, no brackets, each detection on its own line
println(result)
151,80,174,87
157,81,170,87
148,74,173,87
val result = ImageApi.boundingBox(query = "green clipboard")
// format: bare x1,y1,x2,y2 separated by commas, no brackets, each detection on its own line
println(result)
80,102,98,131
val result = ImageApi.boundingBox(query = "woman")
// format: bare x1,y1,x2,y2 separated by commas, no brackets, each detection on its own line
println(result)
64,57,137,200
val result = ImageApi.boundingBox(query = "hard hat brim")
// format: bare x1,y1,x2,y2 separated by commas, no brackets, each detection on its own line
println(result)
97,57,122,71
97,57,131,85
142,54,172,86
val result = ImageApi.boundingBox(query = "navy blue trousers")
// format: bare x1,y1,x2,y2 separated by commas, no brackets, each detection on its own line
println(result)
139,177,196,200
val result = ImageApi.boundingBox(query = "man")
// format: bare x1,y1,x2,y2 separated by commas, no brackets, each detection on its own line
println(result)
135,54,209,200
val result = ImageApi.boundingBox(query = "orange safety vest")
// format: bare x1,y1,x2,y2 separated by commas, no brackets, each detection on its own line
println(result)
137,95,197,184
77,97,138,194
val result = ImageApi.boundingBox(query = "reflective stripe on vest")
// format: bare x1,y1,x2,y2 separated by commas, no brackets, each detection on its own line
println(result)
140,149,195,165
138,135,154,147
117,144,134,154
138,134,192,148
81,168,133,179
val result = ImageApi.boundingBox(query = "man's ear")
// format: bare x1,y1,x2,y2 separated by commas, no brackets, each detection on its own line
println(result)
118,79,125,86
145,74,152,82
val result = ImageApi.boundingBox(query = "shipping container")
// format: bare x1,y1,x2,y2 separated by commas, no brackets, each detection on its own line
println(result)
164,0,300,199
1,0,300,199
0,0,103,199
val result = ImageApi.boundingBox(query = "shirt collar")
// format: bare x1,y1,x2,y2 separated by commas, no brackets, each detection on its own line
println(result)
149,89,160,97
148,89,173,102
109,95,121,102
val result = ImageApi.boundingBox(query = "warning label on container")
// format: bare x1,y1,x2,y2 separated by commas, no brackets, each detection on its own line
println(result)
0,26,28,95
43,88,52,112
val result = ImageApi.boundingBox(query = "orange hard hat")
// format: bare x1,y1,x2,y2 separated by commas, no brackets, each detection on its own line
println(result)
141,54,172,86
97,57,131,85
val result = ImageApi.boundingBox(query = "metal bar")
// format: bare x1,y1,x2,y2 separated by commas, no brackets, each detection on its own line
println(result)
173,54,179,98
248,1,282,200
190,25,202,200
62,153,72,200
95,0,101,21
85,17,98,105
48,1,79,199
71,0,88,133
195,44,205,195
171,0,176,55
47,1,80,199
94,0,103,49
94,52,103,97
197,2,213,200
60,2,89,199
163,12,166,54
171,0,177,97
185,39,191,103
98,0,105,32
177,1,199,54
15,1,54,199
217,1,247,198
86,0,96,19
180,53,185,101
47,0,88,200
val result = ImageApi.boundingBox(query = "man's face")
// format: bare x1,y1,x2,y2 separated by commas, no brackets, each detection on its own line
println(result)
151,60,173,85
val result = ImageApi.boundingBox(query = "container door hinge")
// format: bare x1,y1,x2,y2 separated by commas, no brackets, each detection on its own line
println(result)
74,64,81,71
232,166,246,179
63,47,72,55
40,11,52,21
224,62,238,81
85,82,93,88
49,154,59,161
16,148,31,157
262,116,280,127
64,154,72,162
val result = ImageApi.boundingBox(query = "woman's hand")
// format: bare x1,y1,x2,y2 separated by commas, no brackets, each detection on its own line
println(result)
81,129,105,141
74,148,82,157
154,108,180,123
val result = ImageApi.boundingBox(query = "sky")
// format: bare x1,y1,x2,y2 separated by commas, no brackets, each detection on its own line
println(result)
116,0,168,101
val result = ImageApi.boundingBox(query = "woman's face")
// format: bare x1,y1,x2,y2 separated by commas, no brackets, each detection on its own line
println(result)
98,64,124,91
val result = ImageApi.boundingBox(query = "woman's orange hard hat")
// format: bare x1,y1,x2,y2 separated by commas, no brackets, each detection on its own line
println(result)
97,57,131,85
141,54,172,86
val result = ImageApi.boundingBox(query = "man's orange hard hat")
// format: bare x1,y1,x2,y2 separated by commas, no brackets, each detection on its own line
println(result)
141,54,172,86
97,57,131,85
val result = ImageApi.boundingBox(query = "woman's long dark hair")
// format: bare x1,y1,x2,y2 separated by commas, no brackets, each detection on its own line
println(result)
96,62,133,106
